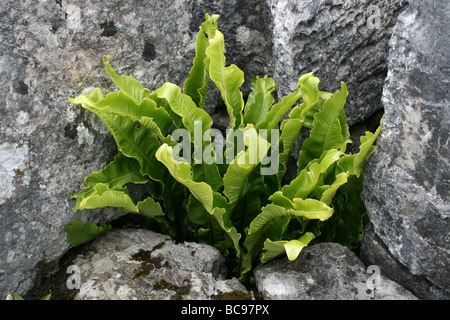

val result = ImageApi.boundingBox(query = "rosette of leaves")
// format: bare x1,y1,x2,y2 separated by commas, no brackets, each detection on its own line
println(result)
65,14,381,280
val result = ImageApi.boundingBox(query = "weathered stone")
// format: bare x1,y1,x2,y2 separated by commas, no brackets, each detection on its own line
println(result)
361,224,450,300
254,242,418,300
70,228,248,300
361,0,450,299
271,0,406,126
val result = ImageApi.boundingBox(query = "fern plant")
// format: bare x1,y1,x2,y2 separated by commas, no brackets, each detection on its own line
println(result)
65,14,381,280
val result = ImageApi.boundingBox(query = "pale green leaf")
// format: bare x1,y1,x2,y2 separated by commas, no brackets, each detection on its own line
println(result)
241,204,292,277
40,293,52,300
63,220,112,247
103,55,151,103
276,73,323,181
156,143,214,213
78,183,139,213
318,172,349,205
69,94,168,182
244,75,276,126
284,232,315,261
259,239,286,264
292,198,334,221
337,119,383,177
278,118,303,181
268,191,294,209
297,82,349,171
10,293,25,300
69,90,172,135
138,116,177,146
154,82,213,139
223,125,270,203
137,197,164,218
192,162,224,192
261,232,315,263
317,149,344,173
206,26,244,129
281,162,321,200
183,14,220,109
256,87,302,131
70,153,148,213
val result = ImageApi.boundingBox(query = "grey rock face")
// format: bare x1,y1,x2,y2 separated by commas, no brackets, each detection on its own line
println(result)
254,242,417,300
0,0,123,297
362,0,450,299
71,228,248,300
361,224,450,300
271,0,407,125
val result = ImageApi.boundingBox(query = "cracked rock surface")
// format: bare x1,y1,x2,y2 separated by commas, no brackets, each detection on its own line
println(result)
254,242,418,300
71,228,249,300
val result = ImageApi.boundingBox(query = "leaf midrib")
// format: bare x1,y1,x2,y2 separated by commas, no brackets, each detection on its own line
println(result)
102,113,162,181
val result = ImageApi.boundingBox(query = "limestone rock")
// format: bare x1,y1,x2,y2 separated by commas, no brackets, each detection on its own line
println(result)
271,0,407,126
72,228,249,300
361,0,450,299
254,242,417,300
361,224,450,300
